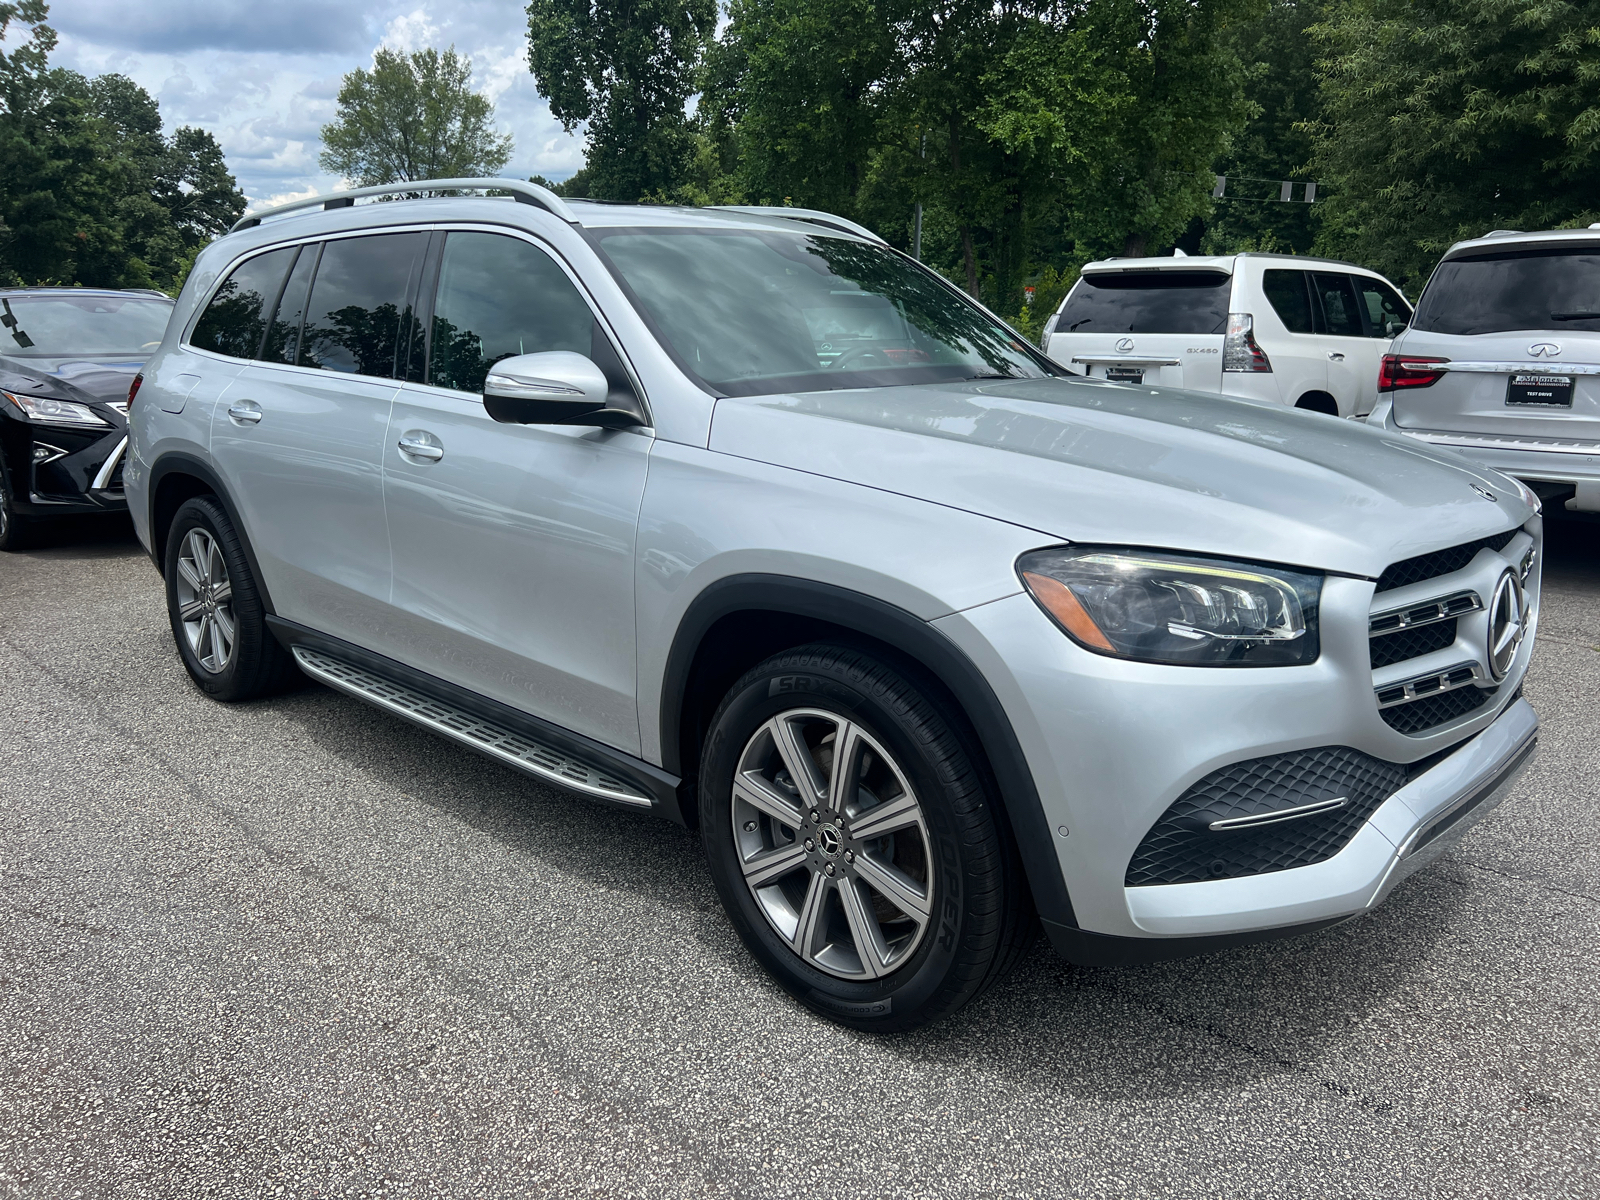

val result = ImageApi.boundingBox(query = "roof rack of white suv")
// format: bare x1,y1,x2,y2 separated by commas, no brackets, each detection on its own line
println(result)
231,177,578,233
710,205,887,244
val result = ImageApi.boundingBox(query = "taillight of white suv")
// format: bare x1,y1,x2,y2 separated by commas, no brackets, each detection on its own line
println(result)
1378,354,1449,391
1222,313,1272,372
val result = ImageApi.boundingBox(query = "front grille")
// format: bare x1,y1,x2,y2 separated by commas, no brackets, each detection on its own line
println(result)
1380,684,1496,734
1375,529,1517,593
1125,746,1407,886
1370,619,1457,669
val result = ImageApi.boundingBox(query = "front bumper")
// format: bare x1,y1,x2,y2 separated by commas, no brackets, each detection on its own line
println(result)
1,410,129,516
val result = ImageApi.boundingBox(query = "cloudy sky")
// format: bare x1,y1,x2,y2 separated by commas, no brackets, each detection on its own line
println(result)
44,0,586,209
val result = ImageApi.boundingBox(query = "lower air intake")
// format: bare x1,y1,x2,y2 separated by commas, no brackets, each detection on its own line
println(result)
1125,746,1406,887
1380,684,1496,735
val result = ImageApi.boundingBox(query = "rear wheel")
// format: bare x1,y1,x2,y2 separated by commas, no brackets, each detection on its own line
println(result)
700,643,1033,1031
163,496,298,700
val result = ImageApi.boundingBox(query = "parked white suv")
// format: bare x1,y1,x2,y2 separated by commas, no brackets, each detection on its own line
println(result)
126,181,1540,1031
1042,254,1413,418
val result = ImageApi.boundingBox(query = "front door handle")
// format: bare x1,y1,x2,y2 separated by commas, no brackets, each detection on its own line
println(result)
227,399,263,425
1327,351,1346,362
397,431,444,462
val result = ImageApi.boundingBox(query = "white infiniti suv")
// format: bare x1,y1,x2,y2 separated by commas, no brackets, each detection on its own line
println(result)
1043,253,1413,418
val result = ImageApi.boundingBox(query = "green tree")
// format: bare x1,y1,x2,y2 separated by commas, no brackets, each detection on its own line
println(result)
320,47,513,186
526,0,717,200
1309,0,1600,289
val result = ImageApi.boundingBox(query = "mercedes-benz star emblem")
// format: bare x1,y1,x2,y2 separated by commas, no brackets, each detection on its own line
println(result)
1115,337,1136,353
1471,484,1496,502
817,824,842,857
1529,342,1560,358
1487,570,1527,681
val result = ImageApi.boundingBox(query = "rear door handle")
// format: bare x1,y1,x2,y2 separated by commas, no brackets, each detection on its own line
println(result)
1327,352,1346,362
227,399,263,425
397,432,444,462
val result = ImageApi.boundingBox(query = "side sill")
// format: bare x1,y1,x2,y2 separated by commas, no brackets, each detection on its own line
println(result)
267,617,684,822
1042,915,1351,968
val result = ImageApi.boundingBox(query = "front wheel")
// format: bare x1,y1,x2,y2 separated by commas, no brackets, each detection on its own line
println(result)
0,471,36,551
700,644,1033,1031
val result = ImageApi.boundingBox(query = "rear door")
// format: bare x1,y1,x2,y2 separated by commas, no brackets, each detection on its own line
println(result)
1044,267,1230,390
1257,268,1327,406
1310,272,1375,416
1391,244,1600,441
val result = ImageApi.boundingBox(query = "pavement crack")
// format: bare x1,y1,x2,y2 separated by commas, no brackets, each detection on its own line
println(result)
1462,860,1600,904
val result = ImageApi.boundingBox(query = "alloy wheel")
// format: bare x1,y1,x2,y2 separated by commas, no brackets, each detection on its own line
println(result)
731,708,934,980
174,527,237,673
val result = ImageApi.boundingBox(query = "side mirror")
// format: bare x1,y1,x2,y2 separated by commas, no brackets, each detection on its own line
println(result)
482,352,643,428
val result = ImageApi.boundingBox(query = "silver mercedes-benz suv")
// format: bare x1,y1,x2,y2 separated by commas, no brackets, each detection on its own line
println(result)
126,179,1542,1030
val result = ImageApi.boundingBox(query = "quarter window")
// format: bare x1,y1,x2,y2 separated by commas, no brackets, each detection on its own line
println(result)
299,233,427,378
1262,270,1313,334
428,232,594,393
190,247,297,359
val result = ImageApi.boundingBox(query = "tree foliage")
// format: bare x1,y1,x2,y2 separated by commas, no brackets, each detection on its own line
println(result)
526,0,717,200
320,47,513,186
0,1,245,290
1309,0,1600,288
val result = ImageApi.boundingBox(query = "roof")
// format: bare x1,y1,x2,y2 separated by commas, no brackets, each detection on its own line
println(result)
0,286,172,300
1081,251,1380,274
1443,226,1600,259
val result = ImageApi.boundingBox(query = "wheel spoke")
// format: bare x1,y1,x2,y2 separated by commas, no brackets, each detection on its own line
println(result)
824,721,865,815
178,598,206,622
175,555,204,591
185,531,212,583
769,716,825,811
852,853,932,921
740,840,809,888
733,773,805,830
207,542,225,590
196,614,215,665
211,607,236,659
848,791,921,841
211,579,233,606
837,875,891,978
791,871,828,958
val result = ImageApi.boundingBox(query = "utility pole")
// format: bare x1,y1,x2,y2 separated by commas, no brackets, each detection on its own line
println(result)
912,131,925,261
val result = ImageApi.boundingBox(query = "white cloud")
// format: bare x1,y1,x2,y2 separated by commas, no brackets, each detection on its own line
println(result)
380,8,442,54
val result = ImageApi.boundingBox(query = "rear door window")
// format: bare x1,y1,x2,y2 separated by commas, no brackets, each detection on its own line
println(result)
190,247,297,359
1263,270,1314,333
1055,271,1231,335
428,231,594,393
1413,247,1600,335
260,244,319,365
299,233,427,377
1356,277,1411,337
1311,272,1365,337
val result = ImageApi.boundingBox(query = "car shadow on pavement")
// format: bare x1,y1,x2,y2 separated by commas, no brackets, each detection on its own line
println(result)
275,674,1463,1104
12,514,143,560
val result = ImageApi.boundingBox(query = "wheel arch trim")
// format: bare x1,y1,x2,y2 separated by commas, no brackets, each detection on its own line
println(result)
660,572,1078,929
147,452,276,615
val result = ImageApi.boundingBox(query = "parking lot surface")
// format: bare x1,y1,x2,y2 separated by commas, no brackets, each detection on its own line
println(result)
1,517,1597,1200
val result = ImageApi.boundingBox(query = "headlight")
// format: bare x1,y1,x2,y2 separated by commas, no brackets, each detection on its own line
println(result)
1018,546,1322,667
1,390,109,427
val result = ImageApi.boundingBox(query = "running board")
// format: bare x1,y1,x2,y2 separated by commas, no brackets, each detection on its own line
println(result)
291,646,654,807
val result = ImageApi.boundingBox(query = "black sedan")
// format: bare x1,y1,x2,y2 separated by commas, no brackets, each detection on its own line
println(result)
0,287,174,550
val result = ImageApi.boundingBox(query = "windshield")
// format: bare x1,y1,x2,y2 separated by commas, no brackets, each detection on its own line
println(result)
0,294,172,358
1055,271,1232,335
591,229,1051,396
1413,247,1600,335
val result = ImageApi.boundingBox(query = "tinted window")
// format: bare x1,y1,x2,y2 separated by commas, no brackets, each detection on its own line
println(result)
429,232,594,393
1263,270,1313,333
299,233,426,377
1312,272,1364,337
1413,247,1600,335
1357,277,1411,338
261,244,318,365
594,229,1049,396
1055,271,1231,336
190,247,296,359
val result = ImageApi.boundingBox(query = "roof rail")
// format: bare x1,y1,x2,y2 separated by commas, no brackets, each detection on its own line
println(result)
231,178,578,233
710,205,886,244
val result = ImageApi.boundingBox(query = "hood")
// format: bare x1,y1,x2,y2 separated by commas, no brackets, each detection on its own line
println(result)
0,355,143,407
707,377,1533,579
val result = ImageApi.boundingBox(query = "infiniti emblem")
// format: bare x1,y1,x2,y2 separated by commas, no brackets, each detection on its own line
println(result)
1528,342,1560,358
1115,337,1136,353
1487,571,1527,681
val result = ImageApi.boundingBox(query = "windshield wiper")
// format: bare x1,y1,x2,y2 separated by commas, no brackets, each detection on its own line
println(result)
966,371,1021,381
0,299,34,348
1550,311,1600,321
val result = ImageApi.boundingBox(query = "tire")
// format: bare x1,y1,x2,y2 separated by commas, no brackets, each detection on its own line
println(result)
163,496,299,701
0,470,37,551
700,643,1033,1032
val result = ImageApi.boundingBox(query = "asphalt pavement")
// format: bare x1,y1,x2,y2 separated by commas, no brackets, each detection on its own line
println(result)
2,515,1597,1199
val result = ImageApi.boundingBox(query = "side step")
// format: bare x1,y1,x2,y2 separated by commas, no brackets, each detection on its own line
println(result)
291,646,654,807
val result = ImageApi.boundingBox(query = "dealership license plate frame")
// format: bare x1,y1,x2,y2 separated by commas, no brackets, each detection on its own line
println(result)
1105,366,1145,384
1506,373,1574,407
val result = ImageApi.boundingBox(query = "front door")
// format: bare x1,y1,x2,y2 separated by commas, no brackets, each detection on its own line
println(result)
209,231,426,645
380,229,652,754
1312,271,1381,416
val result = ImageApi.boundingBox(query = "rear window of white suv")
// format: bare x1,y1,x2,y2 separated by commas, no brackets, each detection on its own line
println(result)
1055,271,1231,335
1413,246,1600,335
